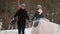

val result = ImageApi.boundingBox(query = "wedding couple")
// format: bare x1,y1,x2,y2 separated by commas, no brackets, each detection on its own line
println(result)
12,3,58,34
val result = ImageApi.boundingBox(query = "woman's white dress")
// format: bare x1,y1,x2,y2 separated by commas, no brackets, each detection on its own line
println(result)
31,18,58,34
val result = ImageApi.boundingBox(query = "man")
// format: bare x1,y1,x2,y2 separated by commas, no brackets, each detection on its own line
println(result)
13,3,30,34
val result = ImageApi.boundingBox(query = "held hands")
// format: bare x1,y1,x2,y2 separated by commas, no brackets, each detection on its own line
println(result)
28,19,32,22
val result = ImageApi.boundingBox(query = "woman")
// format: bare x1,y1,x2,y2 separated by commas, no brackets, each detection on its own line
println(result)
31,5,58,34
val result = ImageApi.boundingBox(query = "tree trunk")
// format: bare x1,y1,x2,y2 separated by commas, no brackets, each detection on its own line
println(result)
1,0,12,30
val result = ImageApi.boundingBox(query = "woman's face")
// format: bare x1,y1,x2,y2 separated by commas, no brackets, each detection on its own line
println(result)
37,8,43,15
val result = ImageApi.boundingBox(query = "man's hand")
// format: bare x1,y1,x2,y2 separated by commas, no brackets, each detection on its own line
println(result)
12,18,15,20
10,18,16,24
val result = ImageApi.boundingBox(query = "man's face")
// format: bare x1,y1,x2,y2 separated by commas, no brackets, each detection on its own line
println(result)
21,6,25,9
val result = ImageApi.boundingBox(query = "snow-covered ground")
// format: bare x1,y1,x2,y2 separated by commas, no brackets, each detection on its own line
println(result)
0,28,32,34
56,25,60,34
0,25,60,34
0,22,2,30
